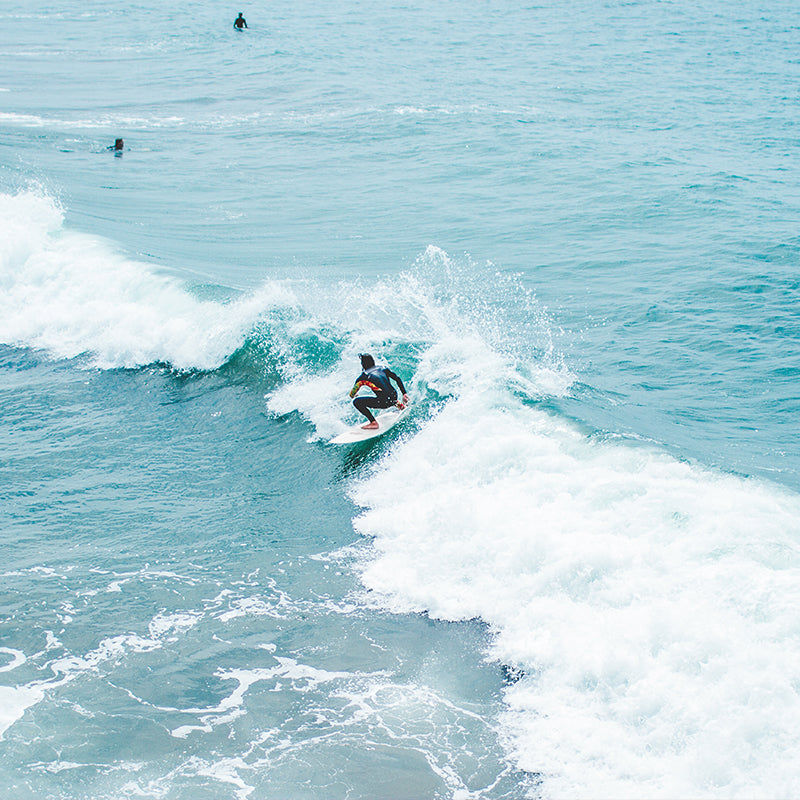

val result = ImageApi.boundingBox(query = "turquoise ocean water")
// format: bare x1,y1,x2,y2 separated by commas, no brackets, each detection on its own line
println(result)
2,1,800,797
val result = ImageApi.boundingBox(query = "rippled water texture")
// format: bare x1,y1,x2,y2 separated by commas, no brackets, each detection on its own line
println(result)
2,1,800,797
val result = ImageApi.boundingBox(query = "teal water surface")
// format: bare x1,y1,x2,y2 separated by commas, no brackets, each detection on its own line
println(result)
2,1,800,797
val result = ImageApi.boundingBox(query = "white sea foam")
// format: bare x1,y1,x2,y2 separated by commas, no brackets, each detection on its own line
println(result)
169,658,372,739
161,659,510,799
0,685,46,738
148,611,202,641
0,649,39,737
0,190,294,371
347,373,800,797
0,647,26,673
0,603,211,742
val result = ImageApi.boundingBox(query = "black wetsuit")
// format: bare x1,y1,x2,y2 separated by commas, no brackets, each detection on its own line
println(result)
349,366,406,423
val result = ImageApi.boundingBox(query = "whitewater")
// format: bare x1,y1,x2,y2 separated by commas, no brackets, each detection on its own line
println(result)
2,1,800,798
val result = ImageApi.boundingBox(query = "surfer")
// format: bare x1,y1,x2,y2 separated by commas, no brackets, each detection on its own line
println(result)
108,138,124,152
233,12,248,29
349,354,409,430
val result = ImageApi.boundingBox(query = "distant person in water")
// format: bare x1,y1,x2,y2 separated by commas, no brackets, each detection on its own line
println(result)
349,353,409,429
108,138,124,151
233,12,248,29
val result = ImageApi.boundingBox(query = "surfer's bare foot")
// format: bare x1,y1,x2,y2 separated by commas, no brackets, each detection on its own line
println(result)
361,421,379,430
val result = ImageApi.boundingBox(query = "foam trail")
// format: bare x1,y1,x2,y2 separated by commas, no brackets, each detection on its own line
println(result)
0,190,293,371
0,685,45,738
349,381,800,798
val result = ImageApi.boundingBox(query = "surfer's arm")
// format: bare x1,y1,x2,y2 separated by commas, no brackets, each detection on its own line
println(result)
386,369,409,407
386,369,406,395
350,373,383,398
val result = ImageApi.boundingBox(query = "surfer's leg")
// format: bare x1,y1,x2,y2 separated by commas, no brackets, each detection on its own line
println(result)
353,396,379,424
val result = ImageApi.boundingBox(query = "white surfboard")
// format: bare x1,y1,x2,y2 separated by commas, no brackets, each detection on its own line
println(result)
329,406,409,444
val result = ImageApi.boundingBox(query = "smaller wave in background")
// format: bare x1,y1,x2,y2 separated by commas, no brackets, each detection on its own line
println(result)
0,189,293,372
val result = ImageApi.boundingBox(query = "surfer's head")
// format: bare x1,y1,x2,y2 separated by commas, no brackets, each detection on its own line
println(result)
360,353,375,370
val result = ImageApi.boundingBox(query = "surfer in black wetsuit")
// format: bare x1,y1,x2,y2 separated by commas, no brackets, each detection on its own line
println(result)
233,12,248,29
349,353,409,430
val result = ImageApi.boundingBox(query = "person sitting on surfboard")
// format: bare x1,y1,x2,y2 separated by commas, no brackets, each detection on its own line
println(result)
233,12,248,29
349,354,409,430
